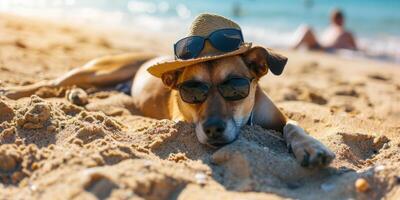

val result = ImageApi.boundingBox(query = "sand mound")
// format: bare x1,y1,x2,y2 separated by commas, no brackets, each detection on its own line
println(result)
0,96,295,199
0,96,399,199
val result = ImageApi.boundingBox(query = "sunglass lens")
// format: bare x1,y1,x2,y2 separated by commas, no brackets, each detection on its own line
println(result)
175,36,204,60
179,81,210,104
218,78,250,101
209,29,243,52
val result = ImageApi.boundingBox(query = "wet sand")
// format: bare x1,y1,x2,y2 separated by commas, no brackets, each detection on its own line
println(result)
1,13,400,200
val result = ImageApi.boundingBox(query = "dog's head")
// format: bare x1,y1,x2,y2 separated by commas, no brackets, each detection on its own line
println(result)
161,47,287,147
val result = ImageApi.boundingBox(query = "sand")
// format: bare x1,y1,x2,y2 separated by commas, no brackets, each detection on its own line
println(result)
0,13,399,200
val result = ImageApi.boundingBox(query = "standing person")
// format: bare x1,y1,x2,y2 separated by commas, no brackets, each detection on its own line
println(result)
293,9,357,51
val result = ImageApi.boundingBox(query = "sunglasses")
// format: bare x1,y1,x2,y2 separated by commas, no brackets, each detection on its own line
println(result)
177,77,253,104
174,28,244,60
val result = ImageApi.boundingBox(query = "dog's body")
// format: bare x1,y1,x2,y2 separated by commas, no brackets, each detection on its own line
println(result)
3,47,335,168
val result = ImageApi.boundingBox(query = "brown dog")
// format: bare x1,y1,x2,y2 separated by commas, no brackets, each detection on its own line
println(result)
2,13,335,168
3,45,335,168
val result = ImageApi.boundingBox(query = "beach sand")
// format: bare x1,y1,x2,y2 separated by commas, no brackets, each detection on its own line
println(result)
0,14,399,200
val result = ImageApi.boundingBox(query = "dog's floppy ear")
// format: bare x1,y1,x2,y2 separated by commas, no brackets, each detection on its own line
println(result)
161,70,181,89
242,46,288,77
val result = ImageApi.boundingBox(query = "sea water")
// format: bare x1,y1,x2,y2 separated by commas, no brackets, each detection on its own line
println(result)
1,0,399,63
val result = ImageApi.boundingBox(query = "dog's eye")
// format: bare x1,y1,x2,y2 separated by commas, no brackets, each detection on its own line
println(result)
178,81,210,104
218,77,251,101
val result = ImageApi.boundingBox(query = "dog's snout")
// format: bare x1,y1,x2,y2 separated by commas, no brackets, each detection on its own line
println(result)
203,118,226,139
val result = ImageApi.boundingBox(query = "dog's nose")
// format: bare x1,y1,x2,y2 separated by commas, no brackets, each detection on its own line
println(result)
203,118,226,139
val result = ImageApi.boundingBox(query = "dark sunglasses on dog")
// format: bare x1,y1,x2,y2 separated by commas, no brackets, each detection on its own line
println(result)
177,77,253,104
174,28,244,60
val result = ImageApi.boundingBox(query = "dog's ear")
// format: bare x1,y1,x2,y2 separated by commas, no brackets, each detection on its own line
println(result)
242,46,288,77
161,70,181,89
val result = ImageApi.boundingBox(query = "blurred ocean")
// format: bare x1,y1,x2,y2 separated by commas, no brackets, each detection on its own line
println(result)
1,0,399,63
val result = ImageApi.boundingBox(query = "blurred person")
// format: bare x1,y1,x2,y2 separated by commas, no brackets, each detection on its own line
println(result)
293,9,357,51
232,2,243,17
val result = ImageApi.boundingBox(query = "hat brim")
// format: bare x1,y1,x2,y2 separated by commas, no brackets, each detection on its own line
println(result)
147,43,252,78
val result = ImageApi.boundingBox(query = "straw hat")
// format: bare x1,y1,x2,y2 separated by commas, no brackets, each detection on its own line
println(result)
147,13,252,78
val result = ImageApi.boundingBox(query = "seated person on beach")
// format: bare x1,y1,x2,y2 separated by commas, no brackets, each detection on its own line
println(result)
293,9,357,51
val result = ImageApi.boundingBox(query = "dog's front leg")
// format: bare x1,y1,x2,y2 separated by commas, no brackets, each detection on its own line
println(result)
253,89,335,168
283,120,335,168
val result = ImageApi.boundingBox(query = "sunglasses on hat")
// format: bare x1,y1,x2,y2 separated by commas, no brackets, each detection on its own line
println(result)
177,76,254,104
174,28,244,60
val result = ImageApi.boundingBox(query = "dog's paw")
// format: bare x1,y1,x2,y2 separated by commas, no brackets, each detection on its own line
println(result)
0,87,32,100
0,88,11,97
289,137,335,168
0,89,16,99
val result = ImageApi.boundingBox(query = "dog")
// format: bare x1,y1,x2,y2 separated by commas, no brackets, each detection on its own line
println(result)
2,14,335,168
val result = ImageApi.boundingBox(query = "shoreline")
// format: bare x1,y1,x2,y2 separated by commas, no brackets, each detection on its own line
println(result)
0,9,399,64
1,13,400,199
